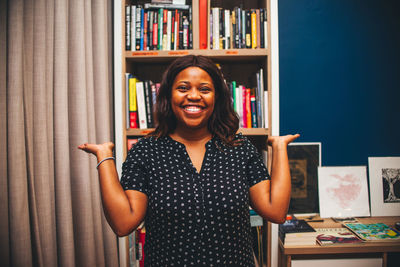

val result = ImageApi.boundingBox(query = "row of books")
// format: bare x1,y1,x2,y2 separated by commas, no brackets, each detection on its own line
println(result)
229,68,268,129
125,72,268,130
205,6,268,50
279,217,400,246
125,74,159,129
125,3,193,51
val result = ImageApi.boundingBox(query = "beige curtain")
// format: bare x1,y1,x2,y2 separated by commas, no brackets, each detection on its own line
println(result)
1,0,119,266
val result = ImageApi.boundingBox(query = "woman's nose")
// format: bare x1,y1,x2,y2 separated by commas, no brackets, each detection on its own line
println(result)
187,88,201,99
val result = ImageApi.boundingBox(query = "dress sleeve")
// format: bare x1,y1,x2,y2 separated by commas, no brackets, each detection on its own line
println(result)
120,139,149,195
245,139,271,187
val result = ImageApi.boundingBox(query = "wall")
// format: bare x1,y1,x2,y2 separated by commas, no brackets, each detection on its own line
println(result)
278,0,400,166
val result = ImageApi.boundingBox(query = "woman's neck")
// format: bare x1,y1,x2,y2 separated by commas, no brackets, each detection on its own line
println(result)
170,126,212,145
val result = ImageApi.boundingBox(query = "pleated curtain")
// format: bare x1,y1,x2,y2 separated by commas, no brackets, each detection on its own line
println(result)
1,0,119,266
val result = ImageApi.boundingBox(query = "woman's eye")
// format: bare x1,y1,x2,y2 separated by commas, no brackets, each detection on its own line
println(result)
200,87,211,92
177,86,188,91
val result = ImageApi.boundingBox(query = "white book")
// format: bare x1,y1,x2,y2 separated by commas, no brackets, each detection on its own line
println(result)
167,10,172,50
264,20,268,49
135,81,147,129
224,9,230,49
212,8,219,49
174,19,178,50
238,85,244,128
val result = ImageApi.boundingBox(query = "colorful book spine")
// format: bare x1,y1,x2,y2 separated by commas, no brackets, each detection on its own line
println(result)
129,77,138,128
199,0,208,49
251,10,257,48
246,88,252,128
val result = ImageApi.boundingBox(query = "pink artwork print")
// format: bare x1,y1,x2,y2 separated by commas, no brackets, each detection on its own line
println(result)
318,166,370,218
327,174,362,209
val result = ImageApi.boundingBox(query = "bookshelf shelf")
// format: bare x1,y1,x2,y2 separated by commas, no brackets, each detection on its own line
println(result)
125,48,268,62
126,127,269,137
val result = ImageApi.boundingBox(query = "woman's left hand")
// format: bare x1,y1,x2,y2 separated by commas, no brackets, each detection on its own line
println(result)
267,134,300,148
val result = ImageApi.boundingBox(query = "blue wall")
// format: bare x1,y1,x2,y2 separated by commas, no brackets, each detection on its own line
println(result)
279,0,400,166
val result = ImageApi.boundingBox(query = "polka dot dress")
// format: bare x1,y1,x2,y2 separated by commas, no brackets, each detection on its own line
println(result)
120,134,270,266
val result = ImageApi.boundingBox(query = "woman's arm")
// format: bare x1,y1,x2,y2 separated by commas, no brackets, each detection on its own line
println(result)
249,134,299,224
78,142,148,236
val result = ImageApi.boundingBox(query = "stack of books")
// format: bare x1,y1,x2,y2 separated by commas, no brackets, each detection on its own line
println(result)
279,218,317,246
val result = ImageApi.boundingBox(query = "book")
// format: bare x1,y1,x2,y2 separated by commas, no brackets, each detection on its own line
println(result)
135,81,148,129
344,223,400,242
316,228,363,246
143,81,154,128
129,77,139,128
199,0,208,49
279,219,316,244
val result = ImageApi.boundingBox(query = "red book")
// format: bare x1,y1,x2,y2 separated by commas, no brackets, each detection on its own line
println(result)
129,112,138,128
246,88,252,128
138,227,146,267
153,12,158,49
199,0,208,49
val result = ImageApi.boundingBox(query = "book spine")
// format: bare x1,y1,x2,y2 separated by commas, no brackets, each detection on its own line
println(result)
251,10,257,48
231,81,237,113
158,8,163,50
246,88,252,128
129,77,138,128
125,5,131,50
140,8,144,50
242,86,247,128
245,10,251,48
188,6,193,49
148,11,153,50
256,9,260,49
241,9,246,48
143,10,148,50
259,9,264,49
251,94,258,128
199,0,208,49
144,80,153,128
131,5,136,51
162,9,168,50
225,9,230,49
153,11,158,50
125,73,132,129
136,81,147,129
183,15,189,49
135,6,141,50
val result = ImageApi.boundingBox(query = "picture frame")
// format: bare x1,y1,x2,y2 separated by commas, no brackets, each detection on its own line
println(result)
318,166,370,218
368,157,400,216
287,142,321,214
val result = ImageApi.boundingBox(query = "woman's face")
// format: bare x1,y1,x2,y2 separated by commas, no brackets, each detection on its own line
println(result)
171,67,216,131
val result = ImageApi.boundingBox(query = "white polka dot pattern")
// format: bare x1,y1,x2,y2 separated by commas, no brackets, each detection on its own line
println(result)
120,134,270,266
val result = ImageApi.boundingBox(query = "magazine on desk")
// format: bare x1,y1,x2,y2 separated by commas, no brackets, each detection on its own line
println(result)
316,228,363,246
343,223,400,242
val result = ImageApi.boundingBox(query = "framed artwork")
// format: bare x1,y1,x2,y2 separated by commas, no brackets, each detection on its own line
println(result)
368,157,400,216
318,166,370,218
287,142,321,214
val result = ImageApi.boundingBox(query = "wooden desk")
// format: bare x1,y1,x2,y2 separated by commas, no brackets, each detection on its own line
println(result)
278,217,400,267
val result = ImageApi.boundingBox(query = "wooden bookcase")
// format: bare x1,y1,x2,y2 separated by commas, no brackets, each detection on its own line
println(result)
115,1,274,266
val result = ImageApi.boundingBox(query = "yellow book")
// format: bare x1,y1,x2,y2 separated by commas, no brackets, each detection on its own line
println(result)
251,10,257,48
129,77,138,128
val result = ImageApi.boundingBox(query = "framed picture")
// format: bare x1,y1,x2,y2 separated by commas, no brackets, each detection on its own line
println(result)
287,142,321,214
318,166,370,218
368,157,400,216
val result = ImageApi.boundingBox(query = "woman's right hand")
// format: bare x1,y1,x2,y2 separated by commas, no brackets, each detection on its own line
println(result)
78,142,114,158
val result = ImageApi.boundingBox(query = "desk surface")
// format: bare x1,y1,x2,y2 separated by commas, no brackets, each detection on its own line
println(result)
280,216,400,255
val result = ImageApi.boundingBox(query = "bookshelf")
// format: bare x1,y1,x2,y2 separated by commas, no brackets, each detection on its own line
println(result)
115,0,274,266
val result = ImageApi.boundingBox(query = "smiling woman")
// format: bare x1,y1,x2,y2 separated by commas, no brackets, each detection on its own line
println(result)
78,55,299,266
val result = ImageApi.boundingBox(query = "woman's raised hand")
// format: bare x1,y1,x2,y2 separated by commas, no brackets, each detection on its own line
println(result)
267,134,300,149
78,142,114,158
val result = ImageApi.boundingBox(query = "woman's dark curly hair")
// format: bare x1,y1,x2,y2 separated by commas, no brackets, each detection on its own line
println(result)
149,55,240,146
